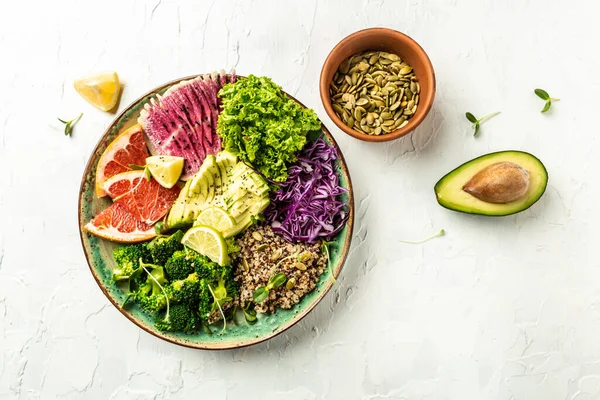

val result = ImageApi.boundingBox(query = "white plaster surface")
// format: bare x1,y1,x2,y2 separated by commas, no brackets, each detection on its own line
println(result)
0,0,598,398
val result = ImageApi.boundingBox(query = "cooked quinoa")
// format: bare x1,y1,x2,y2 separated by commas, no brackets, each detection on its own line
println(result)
233,224,328,314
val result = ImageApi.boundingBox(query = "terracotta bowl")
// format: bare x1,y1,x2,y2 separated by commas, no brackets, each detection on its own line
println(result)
320,28,436,142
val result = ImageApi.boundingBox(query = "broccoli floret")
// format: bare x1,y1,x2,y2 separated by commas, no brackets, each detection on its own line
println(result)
164,248,209,281
129,262,170,313
155,304,198,332
168,272,202,305
112,243,151,281
147,230,184,266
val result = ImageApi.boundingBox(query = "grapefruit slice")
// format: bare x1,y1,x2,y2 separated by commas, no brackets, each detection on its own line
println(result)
95,124,148,198
84,202,156,243
103,170,181,225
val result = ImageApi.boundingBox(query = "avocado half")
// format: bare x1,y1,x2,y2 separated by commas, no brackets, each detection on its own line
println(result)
434,151,548,216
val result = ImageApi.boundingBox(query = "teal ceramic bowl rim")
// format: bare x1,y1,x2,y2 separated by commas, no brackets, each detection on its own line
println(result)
78,74,354,350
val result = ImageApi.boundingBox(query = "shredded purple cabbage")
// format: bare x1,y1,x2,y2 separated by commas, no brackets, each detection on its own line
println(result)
265,137,349,243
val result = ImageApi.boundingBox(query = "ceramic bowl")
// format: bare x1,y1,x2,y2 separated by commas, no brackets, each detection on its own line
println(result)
320,28,436,142
78,75,354,350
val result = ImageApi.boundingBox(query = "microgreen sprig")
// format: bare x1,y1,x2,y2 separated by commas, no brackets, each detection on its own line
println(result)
322,241,336,284
208,282,230,333
139,258,170,323
465,111,500,136
534,89,559,113
253,272,287,303
57,113,83,136
399,229,445,244
128,163,152,182
243,303,257,325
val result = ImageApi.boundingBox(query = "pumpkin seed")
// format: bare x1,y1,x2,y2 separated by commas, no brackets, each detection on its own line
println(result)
286,277,296,290
356,98,369,106
332,104,344,115
252,232,263,241
295,262,307,271
256,243,267,251
354,108,363,121
270,248,283,261
242,258,249,272
407,100,415,110
374,126,382,135
410,81,417,93
399,120,409,128
399,66,413,75
346,116,355,128
390,101,401,111
339,59,350,74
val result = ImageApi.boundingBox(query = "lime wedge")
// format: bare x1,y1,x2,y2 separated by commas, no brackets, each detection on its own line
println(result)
194,206,236,237
182,225,230,266
146,155,185,188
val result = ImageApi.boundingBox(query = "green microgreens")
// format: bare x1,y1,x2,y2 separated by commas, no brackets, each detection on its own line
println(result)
207,283,228,333
243,303,257,325
57,113,83,136
128,163,152,181
139,258,170,323
534,89,560,113
399,229,445,244
322,241,336,284
252,272,287,303
465,111,500,136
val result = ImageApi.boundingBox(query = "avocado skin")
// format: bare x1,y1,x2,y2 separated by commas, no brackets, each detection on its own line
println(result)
434,150,548,217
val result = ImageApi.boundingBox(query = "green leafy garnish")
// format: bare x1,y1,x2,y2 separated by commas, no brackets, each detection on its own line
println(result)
268,272,287,289
208,280,231,333
465,111,500,136
57,113,83,136
322,241,336,284
243,304,257,325
399,229,445,244
534,89,559,113
128,164,145,170
128,163,151,181
252,272,288,303
139,258,170,323
252,286,269,303
217,75,321,182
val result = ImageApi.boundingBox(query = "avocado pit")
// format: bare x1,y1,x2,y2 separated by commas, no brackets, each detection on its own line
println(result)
462,162,530,204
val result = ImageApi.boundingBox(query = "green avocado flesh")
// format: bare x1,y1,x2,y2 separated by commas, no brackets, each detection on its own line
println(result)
434,151,548,216
167,151,270,233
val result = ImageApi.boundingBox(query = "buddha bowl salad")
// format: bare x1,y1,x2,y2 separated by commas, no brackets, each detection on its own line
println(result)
84,72,349,333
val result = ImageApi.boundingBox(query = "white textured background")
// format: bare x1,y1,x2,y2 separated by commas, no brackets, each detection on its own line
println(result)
1,0,597,399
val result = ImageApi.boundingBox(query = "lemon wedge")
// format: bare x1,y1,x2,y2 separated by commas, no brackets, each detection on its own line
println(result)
146,155,185,188
182,225,230,266
74,71,121,112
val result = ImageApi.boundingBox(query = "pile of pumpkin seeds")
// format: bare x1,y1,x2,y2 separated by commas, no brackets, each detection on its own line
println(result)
329,50,420,135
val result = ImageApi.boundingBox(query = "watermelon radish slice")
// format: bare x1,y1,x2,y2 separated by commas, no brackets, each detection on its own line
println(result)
139,71,236,180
